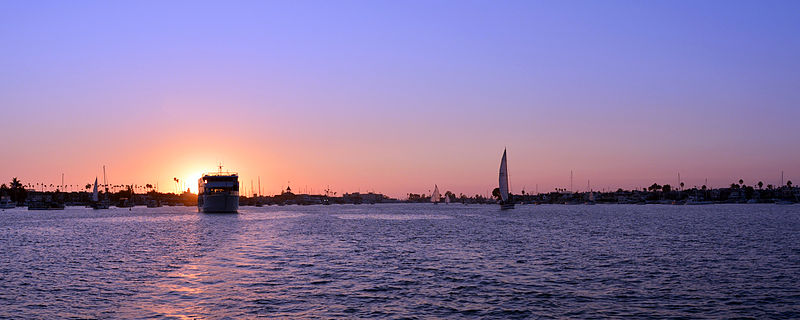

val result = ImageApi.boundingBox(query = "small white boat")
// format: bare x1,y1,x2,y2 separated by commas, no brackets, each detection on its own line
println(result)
431,185,440,204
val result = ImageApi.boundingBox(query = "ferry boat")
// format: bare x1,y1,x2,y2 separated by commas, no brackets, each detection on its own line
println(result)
197,167,239,213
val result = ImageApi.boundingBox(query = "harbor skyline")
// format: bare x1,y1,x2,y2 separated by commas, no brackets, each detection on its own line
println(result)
2,1,799,197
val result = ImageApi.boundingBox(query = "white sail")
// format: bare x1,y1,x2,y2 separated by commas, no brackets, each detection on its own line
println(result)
431,185,440,203
499,149,509,202
92,177,99,202
445,195,450,204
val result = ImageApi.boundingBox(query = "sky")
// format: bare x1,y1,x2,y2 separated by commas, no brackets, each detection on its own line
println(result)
1,0,799,197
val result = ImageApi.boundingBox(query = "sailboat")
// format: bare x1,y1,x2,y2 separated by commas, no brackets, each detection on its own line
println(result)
91,176,110,209
92,177,99,202
431,185,440,204
586,192,596,205
499,148,514,210
445,194,450,204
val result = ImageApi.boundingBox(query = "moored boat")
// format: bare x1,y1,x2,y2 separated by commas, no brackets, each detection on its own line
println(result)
0,196,15,209
90,177,110,209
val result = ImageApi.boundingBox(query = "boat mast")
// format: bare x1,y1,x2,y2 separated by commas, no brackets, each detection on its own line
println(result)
570,170,573,193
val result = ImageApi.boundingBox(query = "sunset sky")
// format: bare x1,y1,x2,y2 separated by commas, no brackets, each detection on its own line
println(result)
1,1,799,197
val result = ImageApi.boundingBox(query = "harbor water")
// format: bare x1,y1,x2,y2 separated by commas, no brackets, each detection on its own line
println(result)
1,204,798,318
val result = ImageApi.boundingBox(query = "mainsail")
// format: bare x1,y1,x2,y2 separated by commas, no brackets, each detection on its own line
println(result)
92,177,99,202
499,149,509,202
431,185,440,203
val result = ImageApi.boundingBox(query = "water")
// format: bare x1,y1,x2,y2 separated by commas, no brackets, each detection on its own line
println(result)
1,204,799,319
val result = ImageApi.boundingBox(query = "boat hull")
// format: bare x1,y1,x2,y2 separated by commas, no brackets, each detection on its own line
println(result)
500,203,515,210
199,193,239,213
91,201,110,209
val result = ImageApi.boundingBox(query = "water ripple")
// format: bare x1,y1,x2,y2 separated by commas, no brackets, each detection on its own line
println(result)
0,204,798,318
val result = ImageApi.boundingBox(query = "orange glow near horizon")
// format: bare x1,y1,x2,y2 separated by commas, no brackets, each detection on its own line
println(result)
2,140,799,199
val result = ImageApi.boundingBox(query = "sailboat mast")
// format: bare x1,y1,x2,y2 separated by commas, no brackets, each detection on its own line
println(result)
570,170,573,193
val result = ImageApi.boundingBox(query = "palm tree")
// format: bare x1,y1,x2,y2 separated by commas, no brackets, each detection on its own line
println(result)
758,181,763,189
789,180,794,188
739,179,744,186
10,178,21,189
10,177,22,203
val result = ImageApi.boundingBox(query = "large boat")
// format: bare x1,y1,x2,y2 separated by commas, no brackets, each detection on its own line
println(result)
198,167,239,213
499,148,514,210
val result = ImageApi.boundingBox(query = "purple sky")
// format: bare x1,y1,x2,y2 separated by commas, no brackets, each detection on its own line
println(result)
1,1,798,196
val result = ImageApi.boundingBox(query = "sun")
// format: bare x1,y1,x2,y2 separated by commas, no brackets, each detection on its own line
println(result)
185,171,204,194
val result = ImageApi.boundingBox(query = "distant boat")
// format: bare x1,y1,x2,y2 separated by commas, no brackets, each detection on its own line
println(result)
28,194,65,210
146,199,162,208
0,196,15,209
90,177,110,209
585,192,596,205
499,148,514,210
431,185,440,204
92,177,99,202
445,194,450,204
